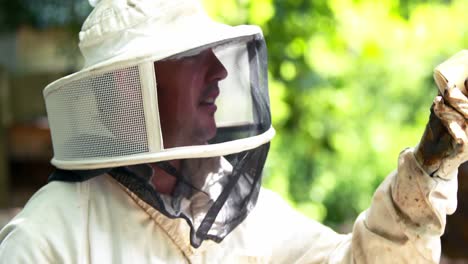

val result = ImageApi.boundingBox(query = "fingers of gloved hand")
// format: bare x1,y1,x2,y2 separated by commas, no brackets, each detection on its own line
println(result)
433,96,468,146
444,84,468,118
437,138,468,179
436,157,464,180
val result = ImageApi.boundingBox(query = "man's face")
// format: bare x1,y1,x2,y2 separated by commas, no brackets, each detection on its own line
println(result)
155,49,228,148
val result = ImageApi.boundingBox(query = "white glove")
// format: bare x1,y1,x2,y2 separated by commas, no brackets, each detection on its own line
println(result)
415,50,468,180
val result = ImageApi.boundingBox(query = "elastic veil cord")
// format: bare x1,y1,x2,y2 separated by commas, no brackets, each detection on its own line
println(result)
155,161,210,197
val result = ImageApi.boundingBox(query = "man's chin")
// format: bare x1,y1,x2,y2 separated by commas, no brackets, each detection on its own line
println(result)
194,122,217,144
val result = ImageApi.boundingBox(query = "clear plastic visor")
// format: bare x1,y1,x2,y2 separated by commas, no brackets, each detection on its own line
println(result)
155,35,270,149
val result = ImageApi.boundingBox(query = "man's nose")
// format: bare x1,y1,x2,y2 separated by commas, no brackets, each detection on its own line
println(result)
206,49,228,82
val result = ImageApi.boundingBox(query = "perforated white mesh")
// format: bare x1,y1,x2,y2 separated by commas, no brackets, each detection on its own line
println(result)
45,66,149,160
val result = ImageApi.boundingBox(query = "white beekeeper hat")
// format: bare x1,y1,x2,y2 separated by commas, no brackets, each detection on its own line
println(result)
43,0,275,170
80,0,261,69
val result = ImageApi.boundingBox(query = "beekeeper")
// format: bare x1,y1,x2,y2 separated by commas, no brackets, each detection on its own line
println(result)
0,0,467,263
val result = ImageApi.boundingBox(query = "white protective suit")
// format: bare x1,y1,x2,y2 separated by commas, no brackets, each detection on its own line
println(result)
1,0,467,263
0,148,458,263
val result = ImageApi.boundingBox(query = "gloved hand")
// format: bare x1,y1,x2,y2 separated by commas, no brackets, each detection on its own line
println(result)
415,50,468,180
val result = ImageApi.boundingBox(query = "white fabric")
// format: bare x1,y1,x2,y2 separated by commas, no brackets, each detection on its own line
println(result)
434,50,468,95
0,148,456,263
88,0,101,7
78,0,261,69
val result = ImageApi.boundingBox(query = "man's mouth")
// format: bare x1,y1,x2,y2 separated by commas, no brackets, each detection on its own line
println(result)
199,86,220,113
200,97,216,105
199,86,220,105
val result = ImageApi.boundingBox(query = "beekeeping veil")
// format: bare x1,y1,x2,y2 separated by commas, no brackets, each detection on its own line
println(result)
43,0,274,247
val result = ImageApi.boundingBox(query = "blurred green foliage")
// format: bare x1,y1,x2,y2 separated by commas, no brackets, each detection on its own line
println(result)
204,0,468,228
0,0,91,32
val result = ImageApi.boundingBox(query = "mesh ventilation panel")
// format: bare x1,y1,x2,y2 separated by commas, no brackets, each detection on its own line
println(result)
45,66,149,161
